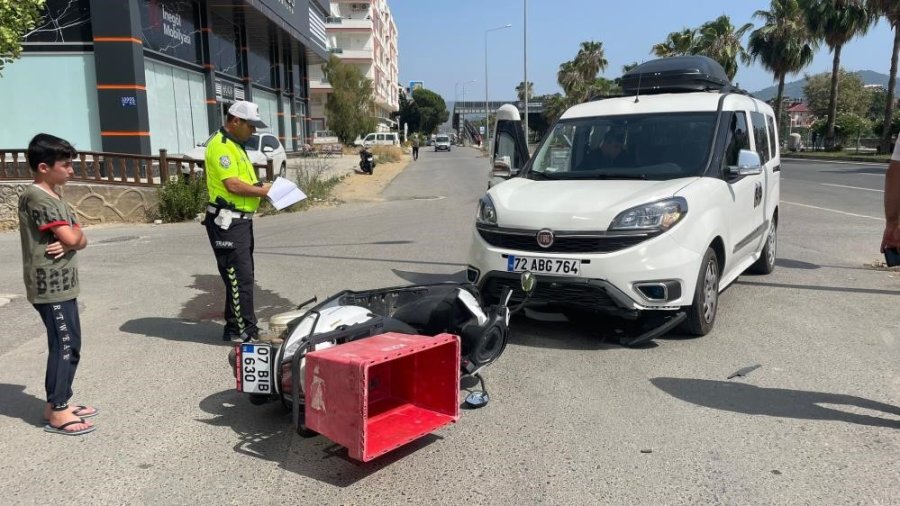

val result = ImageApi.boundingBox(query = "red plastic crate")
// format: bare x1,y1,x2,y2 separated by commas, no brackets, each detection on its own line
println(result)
304,332,460,462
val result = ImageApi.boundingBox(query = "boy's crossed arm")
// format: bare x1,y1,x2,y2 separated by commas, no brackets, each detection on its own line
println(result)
46,224,86,259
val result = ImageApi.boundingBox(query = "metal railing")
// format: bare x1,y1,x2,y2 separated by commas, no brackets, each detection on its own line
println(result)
0,149,274,186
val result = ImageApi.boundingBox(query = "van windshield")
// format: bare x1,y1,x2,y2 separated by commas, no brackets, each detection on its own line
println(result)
436,136,449,142
526,112,717,181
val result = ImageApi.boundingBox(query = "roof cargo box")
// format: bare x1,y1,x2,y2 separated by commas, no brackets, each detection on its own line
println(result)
620,56,730,95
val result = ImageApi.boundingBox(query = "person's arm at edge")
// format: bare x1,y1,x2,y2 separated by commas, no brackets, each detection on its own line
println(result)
883,156,900,252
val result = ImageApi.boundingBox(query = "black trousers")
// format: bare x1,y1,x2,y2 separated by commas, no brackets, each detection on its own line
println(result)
34,299,81,409
412,146,419,160
205,214,258,339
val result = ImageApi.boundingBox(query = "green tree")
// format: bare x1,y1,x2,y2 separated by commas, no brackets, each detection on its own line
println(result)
541,93,568,125
866,0,900,153
652,28,699,57
556,60,582,98
412,87,448,135
396,90,420,133
694,15,754,80
574,41,608,85
322,55,376,144
748,0,818,135
803,70,872,119
0,0,45,73
834,112,871,149
802,0,876,148
515,81,534,101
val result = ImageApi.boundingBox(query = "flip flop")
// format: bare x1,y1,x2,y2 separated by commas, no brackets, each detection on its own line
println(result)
44,418,95,436
72,405,100,419
43,405,100,423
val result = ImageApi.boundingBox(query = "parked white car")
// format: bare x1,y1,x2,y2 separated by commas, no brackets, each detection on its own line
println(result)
468,56,780,344
354,132,400,147
182,132,288,178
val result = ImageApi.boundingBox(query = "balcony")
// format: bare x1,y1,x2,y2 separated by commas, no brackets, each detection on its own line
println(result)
331,48,372,60
325,17,373,30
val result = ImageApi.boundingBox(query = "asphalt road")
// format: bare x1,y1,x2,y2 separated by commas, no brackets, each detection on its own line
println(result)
0,149,897,505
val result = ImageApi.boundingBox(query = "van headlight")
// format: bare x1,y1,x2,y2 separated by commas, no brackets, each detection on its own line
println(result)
476,195,498,225
609,197,687,232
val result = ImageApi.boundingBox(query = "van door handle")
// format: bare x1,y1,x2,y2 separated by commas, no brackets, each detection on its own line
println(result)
772,164,781,173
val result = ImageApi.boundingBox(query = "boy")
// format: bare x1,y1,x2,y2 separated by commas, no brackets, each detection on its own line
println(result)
19,133,99,436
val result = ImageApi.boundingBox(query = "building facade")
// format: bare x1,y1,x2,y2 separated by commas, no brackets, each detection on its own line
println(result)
0,0,330,155
307,0,399,134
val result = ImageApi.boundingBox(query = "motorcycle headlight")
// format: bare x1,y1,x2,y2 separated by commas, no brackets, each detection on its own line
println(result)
609,197,688,232
476,194,498,225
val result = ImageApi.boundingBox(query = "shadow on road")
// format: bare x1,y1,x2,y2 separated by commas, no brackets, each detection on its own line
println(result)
0,384,46,427
651,377,900,429
197,389,440,486
389,268,466,285
118,275,295,346
507,313,631,351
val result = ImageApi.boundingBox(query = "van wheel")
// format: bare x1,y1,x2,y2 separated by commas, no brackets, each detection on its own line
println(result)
680,248,719,336
749,218,777,274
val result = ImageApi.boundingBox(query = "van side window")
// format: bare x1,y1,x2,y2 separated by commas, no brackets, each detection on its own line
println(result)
722,111,750,170
766,115,778,158
750,112,770,163
377,134,386,141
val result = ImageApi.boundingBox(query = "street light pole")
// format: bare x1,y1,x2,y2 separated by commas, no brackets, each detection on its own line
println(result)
484,24,512,150
523,0,528,148
461,79,476,144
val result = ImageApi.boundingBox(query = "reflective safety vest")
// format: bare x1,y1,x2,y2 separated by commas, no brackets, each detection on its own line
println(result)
204,129,260,212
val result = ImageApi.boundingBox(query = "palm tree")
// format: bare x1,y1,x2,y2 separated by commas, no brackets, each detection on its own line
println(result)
573,41,608,86
748,0,818,134
557,60,582,99
622,62,640,73
867,0,900,153
652,28,698,57
803,0,876,148
694,15,754,81
515,81,534,102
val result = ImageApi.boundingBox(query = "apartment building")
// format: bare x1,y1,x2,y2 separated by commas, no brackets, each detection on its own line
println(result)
308,0,400,135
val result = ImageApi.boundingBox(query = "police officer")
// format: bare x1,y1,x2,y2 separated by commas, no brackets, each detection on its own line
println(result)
204,100,271,342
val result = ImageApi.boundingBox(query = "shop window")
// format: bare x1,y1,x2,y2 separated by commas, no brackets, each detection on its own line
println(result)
139,0,201,64
25,0,92,44
211,12,242,78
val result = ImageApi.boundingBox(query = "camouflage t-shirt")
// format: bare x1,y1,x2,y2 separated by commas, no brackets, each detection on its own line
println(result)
18,185,80,304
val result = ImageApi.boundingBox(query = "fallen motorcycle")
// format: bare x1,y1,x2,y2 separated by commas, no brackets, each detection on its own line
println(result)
230,273,535,438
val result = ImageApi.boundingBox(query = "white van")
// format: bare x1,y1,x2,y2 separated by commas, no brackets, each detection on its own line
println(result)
468,56,781,345
355,132,400,147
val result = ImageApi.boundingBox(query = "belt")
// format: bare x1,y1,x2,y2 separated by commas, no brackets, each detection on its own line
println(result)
207,205,254,219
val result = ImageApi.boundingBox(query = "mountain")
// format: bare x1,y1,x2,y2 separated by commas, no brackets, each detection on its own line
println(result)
749,70,890,101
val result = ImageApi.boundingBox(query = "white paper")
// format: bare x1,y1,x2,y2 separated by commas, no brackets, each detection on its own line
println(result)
266,177,307,210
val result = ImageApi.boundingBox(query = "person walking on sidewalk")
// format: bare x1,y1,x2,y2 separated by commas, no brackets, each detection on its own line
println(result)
204,101,272,343
411,136,419,161
19,133,99,436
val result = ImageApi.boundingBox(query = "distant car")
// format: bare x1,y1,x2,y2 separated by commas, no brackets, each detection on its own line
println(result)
182,132,288,178
434,135,451,152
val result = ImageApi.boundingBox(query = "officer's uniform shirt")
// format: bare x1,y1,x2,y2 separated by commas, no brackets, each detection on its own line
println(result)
205,128,260,212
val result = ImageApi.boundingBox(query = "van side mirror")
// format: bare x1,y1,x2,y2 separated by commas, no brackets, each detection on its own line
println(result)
492,156,512,178
727,149,763,177
263,146,274,154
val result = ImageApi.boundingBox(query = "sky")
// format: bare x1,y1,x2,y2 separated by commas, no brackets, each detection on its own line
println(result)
388,0,896,102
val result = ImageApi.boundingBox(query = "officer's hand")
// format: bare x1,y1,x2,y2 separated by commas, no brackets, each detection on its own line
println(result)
260,182,272,195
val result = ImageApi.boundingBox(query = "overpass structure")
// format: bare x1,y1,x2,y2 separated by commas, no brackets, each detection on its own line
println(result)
452,100,546,143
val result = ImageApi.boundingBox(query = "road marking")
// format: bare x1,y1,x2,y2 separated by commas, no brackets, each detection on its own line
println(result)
820,183,883,193
782,201,881,221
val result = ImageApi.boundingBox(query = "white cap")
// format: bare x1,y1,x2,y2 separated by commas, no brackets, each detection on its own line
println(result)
228,100,267,128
